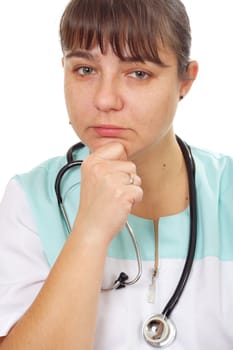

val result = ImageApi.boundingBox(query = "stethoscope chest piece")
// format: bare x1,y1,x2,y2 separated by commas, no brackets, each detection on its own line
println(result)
142,314,176,348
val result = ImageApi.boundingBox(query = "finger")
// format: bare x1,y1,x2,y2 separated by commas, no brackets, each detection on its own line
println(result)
93,142,128,161
105,160,137,176
102,171,141,189
113,172,141,186
126,185,144,206
126,173,142,186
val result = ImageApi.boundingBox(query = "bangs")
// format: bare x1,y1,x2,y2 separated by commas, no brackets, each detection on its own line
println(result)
60,0,168,65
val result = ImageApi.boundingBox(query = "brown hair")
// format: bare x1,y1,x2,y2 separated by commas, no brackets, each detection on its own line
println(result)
60,0,191,76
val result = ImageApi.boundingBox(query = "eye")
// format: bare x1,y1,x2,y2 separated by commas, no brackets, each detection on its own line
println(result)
75,66,95,76
129,70,150,79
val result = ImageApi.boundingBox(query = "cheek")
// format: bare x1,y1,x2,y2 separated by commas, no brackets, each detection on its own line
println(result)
133,89,178,138
64,79,75,114
132,90,168,124
161,92,178,120
64,80,89,121
148,82,179,118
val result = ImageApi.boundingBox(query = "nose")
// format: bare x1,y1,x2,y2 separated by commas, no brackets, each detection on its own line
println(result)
94,76,124,112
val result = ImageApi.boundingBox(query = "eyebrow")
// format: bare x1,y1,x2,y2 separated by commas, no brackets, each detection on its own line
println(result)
65,50,96,61
65,49,146,63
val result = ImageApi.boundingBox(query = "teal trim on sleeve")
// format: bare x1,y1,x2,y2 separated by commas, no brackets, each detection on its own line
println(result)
14,145,89,267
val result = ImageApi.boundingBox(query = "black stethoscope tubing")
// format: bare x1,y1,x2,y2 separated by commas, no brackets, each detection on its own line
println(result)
55,142,84,205
54,136,197,343
162,135,197,318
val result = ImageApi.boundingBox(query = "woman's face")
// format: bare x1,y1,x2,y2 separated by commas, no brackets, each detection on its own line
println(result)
63,44,197,159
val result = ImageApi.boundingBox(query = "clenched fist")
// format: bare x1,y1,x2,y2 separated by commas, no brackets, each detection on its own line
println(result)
73,143,143,245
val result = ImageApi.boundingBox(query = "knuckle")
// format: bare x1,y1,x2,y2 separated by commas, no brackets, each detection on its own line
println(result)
138,187,144,199
134,175,142,185
92,160,108,178
131,186,143,203
116,142,125,153
129,162,137,173
81,157,110,182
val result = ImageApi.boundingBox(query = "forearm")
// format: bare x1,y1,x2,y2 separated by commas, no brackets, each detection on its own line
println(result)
0,143,142,350
0,228,108,350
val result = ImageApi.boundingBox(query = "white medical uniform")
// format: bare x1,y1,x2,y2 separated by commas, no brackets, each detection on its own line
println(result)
0,144,233,349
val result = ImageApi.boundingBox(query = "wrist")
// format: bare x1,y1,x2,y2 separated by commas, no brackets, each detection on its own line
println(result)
70,217,112,253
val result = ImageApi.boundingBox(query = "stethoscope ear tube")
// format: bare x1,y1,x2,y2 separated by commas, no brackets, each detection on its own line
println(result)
55,160,83,204
142,136,197,347
55,141,85,204
55,160,83,235
66,142,85,163
161,136,197,318
55,142,85,233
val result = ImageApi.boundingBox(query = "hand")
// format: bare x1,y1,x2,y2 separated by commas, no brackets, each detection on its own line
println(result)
74,143,143,244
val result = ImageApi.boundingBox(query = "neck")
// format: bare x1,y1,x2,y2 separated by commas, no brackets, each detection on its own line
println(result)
130,133,189,220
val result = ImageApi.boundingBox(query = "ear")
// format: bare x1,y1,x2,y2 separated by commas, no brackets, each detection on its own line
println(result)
179,61,198,99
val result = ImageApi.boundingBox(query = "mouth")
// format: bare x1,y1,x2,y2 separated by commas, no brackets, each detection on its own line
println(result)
91,125,127,138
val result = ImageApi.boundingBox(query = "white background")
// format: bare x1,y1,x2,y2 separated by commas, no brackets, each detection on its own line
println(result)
0,1,233,198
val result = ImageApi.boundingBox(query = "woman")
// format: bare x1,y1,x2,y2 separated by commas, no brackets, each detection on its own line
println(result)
0,0,233,349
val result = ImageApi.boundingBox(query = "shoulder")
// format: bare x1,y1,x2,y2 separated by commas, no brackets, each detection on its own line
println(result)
191,145,233,169
6,143,90,267
13,143,89,198
190,145,233,191
189,145,233,260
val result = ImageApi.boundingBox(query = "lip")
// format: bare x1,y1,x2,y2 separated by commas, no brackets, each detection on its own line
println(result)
92,125,127,137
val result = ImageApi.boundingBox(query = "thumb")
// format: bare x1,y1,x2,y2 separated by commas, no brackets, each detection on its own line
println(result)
93,142,128,161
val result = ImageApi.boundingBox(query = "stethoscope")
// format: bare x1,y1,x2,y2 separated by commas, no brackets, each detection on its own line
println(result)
55,136,197,348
